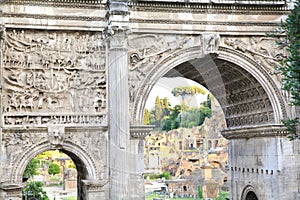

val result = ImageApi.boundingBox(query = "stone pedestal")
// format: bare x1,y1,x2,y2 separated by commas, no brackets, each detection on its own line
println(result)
81,180,108,200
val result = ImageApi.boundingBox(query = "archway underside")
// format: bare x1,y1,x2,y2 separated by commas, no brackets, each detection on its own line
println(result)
164,55,274,128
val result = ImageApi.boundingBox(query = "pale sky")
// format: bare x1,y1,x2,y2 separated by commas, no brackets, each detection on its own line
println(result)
145,77,208,110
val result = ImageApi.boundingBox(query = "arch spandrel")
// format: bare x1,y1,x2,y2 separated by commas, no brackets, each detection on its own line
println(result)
129,34,287,129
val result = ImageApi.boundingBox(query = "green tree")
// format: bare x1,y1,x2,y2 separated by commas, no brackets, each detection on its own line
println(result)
162,97,170,116
23,181,49,200
198,185,203,199
177,96,212,128
274,1,300,140
170,105,181,129
161,116,172,131
276,1,300,106
48,162,60,176
24,159,40,178
215,191,229,200
159,171,170,180
36,151,53,160
171,86,206,102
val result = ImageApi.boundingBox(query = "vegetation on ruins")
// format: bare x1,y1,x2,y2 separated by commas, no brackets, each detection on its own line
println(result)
144,171,171,180
273,0,300,140
198,185,203,199
144,91,212,131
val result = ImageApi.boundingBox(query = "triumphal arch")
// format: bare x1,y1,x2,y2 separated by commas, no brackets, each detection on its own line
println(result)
0,0,299,199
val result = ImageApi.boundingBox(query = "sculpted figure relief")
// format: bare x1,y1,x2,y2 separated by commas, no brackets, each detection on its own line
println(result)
128,34,192,102
48,125,65,147
223,36,286,76
3,132,47,164
1,29,107,127
65,130,107,178
202,33,220,54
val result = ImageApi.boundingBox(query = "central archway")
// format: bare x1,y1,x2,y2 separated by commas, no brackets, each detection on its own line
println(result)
131,43,288,200
133,46,286,128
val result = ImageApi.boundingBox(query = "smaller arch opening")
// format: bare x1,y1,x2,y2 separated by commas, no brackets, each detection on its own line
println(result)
245,191,258,200
22,150,89,200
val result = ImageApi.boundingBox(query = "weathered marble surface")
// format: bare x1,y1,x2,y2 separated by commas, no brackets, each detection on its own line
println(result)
0,1,298,200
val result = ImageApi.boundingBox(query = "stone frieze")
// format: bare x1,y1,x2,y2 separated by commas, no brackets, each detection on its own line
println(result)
1,29,107,127
222,36,286,77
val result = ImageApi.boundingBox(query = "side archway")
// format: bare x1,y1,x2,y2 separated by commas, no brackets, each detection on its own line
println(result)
12,140,97,183
10,140,99,200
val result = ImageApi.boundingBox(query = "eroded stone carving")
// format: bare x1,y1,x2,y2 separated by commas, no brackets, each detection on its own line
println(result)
2,29,107,127
3,132,47,164
48,125,65,147
202,33,220,54
223,36,286,76
128,34,192,102
65,130,107,169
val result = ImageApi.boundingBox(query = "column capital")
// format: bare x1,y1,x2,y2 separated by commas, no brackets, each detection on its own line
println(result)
130,124,154,139
107,0,131,35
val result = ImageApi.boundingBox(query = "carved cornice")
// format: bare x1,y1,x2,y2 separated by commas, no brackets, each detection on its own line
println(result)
2,0,105,8
2,13,105,22
221,124,288,139
129,2,290,15
130,124,154,139
130,19,279,27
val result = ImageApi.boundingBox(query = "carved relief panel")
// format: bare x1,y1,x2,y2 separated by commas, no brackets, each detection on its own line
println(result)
222,36,285,83
1,29,107,127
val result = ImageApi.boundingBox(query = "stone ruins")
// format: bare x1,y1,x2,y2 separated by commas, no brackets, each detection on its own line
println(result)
0,0,299,199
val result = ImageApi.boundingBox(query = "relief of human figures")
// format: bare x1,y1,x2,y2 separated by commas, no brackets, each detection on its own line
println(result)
1,29,107,125
223,36,286,75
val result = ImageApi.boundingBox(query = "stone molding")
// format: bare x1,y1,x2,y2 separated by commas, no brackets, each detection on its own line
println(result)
221,124,288,139
129,1,290,15
130,124,154,139
2,13,105,22
2,0,105,8
0,184,23,198
130,19,279,27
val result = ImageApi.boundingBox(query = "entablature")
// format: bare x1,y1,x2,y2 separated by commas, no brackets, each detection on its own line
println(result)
134,0,287,5
221,124,288,139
